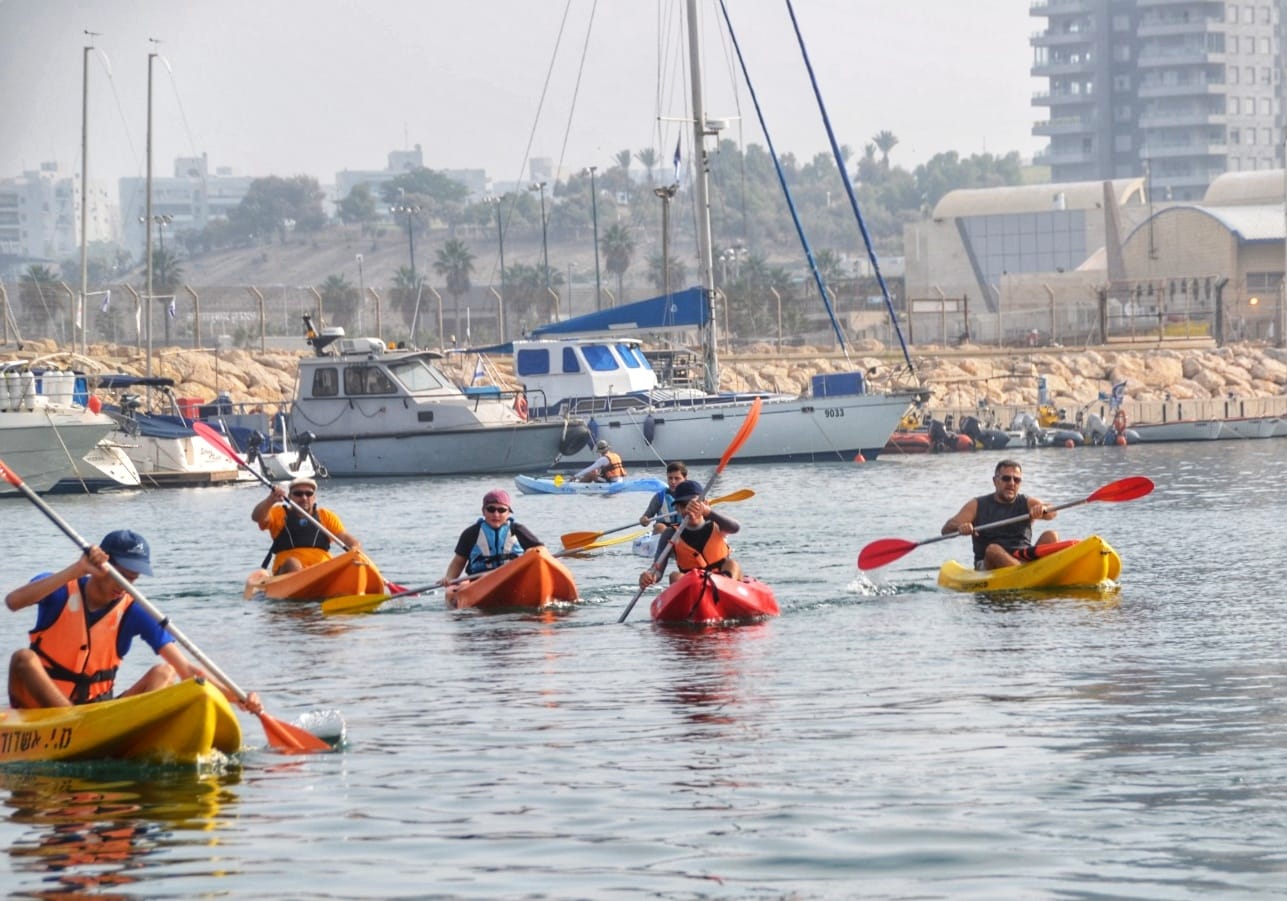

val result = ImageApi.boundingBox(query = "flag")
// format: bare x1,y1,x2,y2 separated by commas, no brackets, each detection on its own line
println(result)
100,289,111,313
1110,380,1126,409
672,136,681,182
167,297,176,319
472,354,485,385
75,297,83,331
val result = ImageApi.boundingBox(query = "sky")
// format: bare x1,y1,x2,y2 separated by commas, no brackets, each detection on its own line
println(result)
0,0,1042,194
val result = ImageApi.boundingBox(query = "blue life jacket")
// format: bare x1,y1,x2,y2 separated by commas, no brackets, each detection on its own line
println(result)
467,519,520,574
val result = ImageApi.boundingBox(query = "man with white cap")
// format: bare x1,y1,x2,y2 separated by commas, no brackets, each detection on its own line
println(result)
571,438,629,484
5,530,262,713
445,489,545,581
251,476,362,574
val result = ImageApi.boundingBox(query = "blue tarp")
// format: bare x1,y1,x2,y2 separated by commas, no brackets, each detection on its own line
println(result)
529,287,706,338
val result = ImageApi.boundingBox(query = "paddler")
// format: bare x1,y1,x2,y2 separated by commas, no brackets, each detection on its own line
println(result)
445,489,545,580
941,459,1059,570
4,530,262,713
637,479,743,588
251,476,361,574
638,461,687,532
572,439,628,483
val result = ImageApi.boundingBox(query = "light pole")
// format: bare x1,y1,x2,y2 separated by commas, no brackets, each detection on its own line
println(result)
529,181,549,291
486,195,507,340
355,253,365,335
654,183,679,300
583,166,602,310
391,191,421,288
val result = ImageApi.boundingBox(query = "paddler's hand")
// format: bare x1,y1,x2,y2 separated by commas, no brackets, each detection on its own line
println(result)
242,691,263,715
956,522,974,536
270,484,287,502
79,545,111,577
639,567,659,588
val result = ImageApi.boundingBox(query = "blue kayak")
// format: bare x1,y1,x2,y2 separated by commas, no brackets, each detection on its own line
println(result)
514,474,667,496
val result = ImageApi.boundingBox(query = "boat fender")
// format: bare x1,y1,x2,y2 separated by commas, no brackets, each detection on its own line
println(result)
643,414,656,444
559,420,592,456
587,417,599,445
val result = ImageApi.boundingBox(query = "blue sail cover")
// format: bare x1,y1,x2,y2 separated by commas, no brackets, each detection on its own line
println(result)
529,287,706,338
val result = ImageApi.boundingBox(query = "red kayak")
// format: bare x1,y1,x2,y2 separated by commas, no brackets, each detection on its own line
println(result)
650,569,780,625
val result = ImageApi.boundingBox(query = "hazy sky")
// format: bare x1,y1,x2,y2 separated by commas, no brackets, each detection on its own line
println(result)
1,0,1041,193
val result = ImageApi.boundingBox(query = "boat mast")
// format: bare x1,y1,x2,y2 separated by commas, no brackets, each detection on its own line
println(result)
145,43,156,386
685,0,719,394
80,34,98,358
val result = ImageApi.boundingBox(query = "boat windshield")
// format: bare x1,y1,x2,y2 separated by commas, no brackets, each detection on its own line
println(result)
387,358,454,393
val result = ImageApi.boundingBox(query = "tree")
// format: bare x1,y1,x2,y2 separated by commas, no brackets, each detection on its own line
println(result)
338,183,378,226
645,253,688,292
319,274,361,332
600,223,635,305
613,148,632,172
150,248,185,346
433,238,475,342
873,130,899,169
636,147,658,184
390,265,424,337
19,264,62,341
232,175,327,244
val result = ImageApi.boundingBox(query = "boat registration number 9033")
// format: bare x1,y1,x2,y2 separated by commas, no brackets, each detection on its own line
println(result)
0,726,74,757
823,407,845,418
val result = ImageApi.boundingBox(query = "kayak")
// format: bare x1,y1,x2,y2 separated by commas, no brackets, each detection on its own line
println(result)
515,474,667,496
0,678,242,765
937,535,1122,592
650,569,780,625
447,546,579,610
632,531,661,558
246,549,387,601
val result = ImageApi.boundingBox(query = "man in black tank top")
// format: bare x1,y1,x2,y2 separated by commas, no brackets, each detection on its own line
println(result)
941,460,1059,570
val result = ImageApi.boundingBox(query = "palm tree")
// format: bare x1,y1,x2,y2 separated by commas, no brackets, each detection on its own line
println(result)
391,265,424,337
636,148,658,184
19,264,61,341
614,148,632,172
601,223,635,305
319,274,360,332
433,238,475,342
873,130,899,169
152,248,185,345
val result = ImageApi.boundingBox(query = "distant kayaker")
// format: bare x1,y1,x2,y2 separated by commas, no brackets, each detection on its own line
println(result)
638,479,743,587
572,439,628,483
446,489,545,580
941,460,1059,570
4,530,262,713
252,476,361,574
639,461,688,530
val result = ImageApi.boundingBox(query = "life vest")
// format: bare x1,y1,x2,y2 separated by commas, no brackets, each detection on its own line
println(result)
29,579,131,704
467,519,521,574
269,506,332,556
599,451,627,481
672,522,730,573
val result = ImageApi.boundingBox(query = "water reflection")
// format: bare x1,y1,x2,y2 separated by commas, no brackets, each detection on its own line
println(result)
656,625,773,730
0,767,240,896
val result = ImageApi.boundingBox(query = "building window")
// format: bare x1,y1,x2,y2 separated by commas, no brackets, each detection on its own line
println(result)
1262,67,1272,84
1247,128,1257,144
1230,67,1239,84
1227,3,1237,23
1231,128,1241,143
1230,97,1240,114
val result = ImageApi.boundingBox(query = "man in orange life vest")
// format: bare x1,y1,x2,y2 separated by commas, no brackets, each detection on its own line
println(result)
637,479,743,588
252,476,362,574
5,530,262,712
572,439,628,483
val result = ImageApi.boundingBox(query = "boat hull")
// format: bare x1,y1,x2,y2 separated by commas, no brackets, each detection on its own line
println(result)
650,569,780,624
515,474,667,495
0,679,242,765
447,547,578,610
0,408,116,495
306,422,570,477
937,535,1121,592
1130,420,1223,442
254,550,387,601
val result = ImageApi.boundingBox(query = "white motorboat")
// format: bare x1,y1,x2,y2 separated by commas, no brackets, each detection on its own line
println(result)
1217,416,1280,439
1130,420,1224,442
1,365,117,495
50,438,143,493
289,323,573,477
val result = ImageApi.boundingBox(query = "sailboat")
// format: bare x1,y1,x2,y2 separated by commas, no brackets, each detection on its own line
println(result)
508,0,925,467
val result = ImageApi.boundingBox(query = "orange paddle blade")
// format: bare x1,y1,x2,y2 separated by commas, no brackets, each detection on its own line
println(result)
259,712,333,753
561,530,602,550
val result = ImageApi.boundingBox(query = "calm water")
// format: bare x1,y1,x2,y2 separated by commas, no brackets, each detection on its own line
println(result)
2,440,1286,898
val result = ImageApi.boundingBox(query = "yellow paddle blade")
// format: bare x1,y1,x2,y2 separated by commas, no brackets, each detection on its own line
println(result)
553,473,564,487
579,530,647,551
321,592,392,615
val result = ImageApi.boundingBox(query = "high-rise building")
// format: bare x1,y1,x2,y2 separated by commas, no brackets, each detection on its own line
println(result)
1031,0,1282,201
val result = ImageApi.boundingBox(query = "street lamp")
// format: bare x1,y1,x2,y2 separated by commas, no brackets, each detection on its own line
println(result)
139,213,173,254
355,253,365,335
654,183,679,300
486,195,507,340
390,191,421,289
529,181,549,291
583,167,602,310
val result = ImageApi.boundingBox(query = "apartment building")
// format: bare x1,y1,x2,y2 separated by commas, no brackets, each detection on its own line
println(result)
1032,0,1282,201
0,162,116,274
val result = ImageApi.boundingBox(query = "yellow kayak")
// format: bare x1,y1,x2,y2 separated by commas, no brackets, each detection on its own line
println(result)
0,678,242,765
937,535,1122,593
246,549,387,602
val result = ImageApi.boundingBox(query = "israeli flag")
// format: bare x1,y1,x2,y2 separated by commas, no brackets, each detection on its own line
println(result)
100,289,111,313
167,297,176,319
672,137,681,182
1110,380,1126,409
472,354,485,385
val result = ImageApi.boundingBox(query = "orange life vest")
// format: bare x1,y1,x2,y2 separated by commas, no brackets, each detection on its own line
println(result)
29,580,131,704
600,450,628,481
673,524,730,572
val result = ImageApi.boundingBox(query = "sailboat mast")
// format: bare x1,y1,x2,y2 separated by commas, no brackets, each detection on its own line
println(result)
79,39,93,358
685,0,719,394
145,46,156,383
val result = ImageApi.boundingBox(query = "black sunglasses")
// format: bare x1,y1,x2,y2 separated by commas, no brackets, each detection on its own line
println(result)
996,475,1021,484
291,490,315,497
484,505,510,514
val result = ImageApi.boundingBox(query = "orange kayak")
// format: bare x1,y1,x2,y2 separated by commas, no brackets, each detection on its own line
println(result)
650,569,779,624
447,546,578,610
248,550,387,602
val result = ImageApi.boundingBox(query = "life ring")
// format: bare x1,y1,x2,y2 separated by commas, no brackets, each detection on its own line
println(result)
559,420,591,456
513,392,529,421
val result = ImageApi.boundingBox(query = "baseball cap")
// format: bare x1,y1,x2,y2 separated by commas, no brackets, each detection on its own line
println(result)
483,488,513,509
100,529,153,576
595,439,610,452
289,476,318,492
671,480,703,503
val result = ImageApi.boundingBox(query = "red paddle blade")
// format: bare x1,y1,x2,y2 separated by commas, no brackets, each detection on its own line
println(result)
259,712,333,753
0,459,22,488
716,396,762,475
1088,475,1154,503
857,538,919,571
193,421,241,464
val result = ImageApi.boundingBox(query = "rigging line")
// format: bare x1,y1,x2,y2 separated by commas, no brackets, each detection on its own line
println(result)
160,55,209,195
95,49,142,177
715,0,850,361
554,0,599,180
783,0,915,375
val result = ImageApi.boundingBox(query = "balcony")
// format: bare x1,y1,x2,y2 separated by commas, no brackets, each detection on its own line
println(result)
1136,48,1225,68
1137,109,1227,128
1033,115,1097,135
1143,140,1228,158
1032,59,1096,77
1032,28,1097,47
1030,0,1094,13
1136,80,1217,98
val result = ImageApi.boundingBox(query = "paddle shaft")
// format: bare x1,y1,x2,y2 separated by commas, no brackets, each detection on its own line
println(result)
562,488,755,550
0,464,254,708
194,422,350,552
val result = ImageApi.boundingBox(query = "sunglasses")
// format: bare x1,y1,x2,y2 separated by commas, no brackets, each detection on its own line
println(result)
996,475,1022,484
484,505,510,514
291,490,315,497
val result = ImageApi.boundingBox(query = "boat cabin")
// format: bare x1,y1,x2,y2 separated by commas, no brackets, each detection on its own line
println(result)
513,337,659,416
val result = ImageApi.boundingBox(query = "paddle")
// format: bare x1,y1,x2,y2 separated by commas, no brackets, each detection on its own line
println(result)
0,456,331,754
194,421,404,595
618,398,763,624
856,475,1155,571
560,488,757,551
